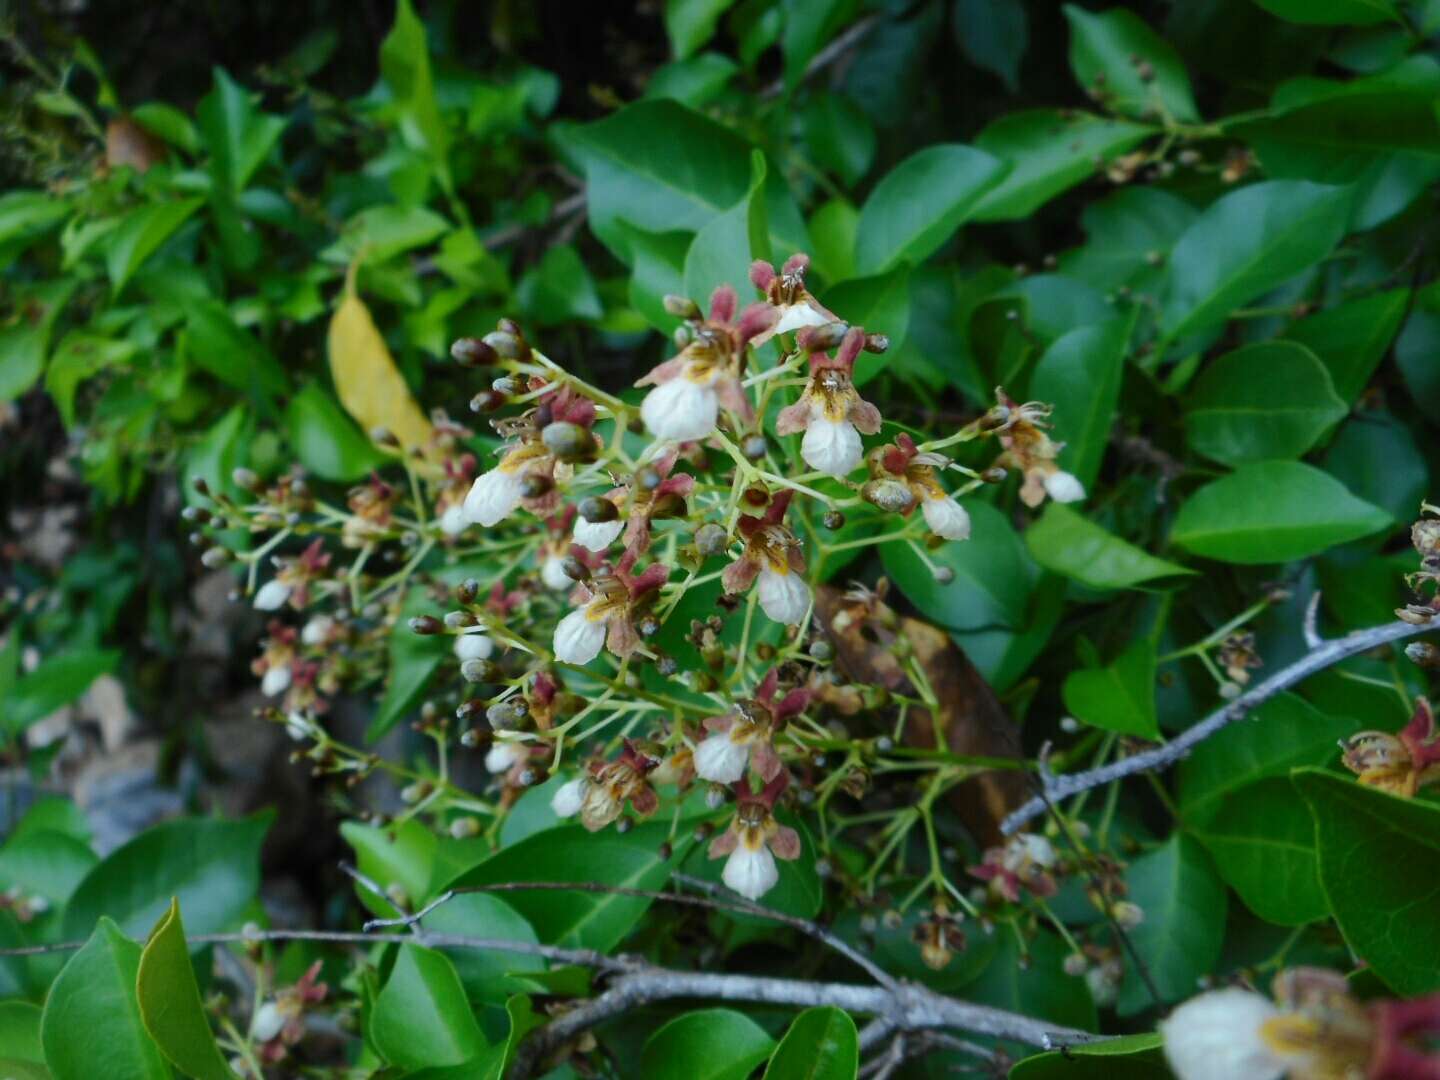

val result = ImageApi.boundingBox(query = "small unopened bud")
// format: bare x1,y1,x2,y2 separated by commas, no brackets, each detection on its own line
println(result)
409,615,443,635
231,468,260,492
471,389,506,413
457,578,480,605
461,658,499,683
443,610,474,628
1406,642,1440,668
822,510,845,529
450,337,498,367
1112,901,1144,929
400,782,426,803
1063,953,1089,976
637,465,662,491
979,404,1012,431
637,615,661,638
808,639,833,661
370,426,399,448
705,784,726,810
456,700,486,724
483,330,530,361
981,467,1008,484
486,701,524,729
933,565,955,585
805,321,849,351
492,375,524,396
1059,716,1080,734
672,325,692,349
1135,59,1155,82
542,421,593,463
1218,680,1241,700
192,476,212,497
561,555,590,582
694,523,729,557
520,473,553,499
656,654,679,676
662,294,701,320
741,434,768,461
863,333,889,354
861,479,917,514
579,496,619,523
449,817,481,839
201,547,232,568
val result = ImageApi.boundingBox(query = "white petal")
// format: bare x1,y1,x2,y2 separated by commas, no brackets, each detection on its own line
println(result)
573,517,624,552
550,777,589,818
693,733,750,784
253,580,291,611
553,606,608,665
801,417,863,477
454,631,495,661
921,495,972,540
439,504,468,536
1044,470,1086,504
300,615,334,646
641,378,718,442
1017,833,1056,869
757,567,811,625
774,302,831,335
285,712,312,741
463,468,526,527
541,555,573,591
251,1001,286,1043
260,665,292,698
1160,989,1285,1080
722,843,780,900
485,741,526,774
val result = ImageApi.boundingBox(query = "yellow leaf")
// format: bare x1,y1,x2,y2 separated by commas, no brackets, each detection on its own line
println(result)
327,271,432,453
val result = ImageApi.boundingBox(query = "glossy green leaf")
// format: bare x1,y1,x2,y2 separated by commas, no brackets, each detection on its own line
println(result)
1028,318,1131,491
371,943,487,1067
0,279,78,403
366,587,450,742
1027,504,1193,590
1160,181,1351,344
640,1008,776,1080
0,828,97,908
131,102,198,152
1064,6,1198,122
1116,834,1226,1014
40,918,170,1080
881,500,1037,631
1062,635,1159,738
1184,342,1347,466
182,404,252,509
965,930,1096,1036
3,648,119,735
828,267,911,385
105,198,204,296
12,796,91,845
1193,778,1328,926
340,818,437,918
802,91,876,188
854,144,1007,276
380,0,453,193
196,67,287,193
1323,411,1428,522
971,110,1153,221
1179,693,1358,821
1296,768,1440,994
0,1001,43,1064
781,0,857,91
762,1006,858,1080
136,900,234,1080
325,204,450,265
424,893,546,1005
284,382,388,482
646,52,740,108
684,151,768,305
953,0,1028,92
1281,288,1408,403
64,813,272,941
1058,186,1198,291
183,299,289,397
517,244,604,325
0,190,73,253
1252,0,1397,26
1010,1033,1166,1079
1171,461,1391,564
666,0,736,59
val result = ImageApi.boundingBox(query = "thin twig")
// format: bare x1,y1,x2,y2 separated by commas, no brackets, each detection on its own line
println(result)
1001,618,1437,834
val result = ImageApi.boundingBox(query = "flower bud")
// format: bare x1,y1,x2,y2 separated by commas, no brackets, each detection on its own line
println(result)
1112,901,1144,929
450,337,498,367
201,547,232,568
192,476,211,497
694,523,729,557
486,700,524,729
863,333,890,354
978,404,1011,431
933,565,955,585
561,555,590,582
456,699,486,724
741,434,768,461
822,510,845,529
520,473,554,499
662,294,701,320
805,321,850,351
861,479,917,514
471,389,506,413
449,817,481,839
444,610,474,628
579,496,619,523
1413,518,1440,557
705,784,727,810
457,578,480,605
409,615,443,635
981,466,1008,484
461,658,499,683
637,465,662,491
1406,642,1440,668
483,330,530,361
231,467,260,492
542,421,593,463
1063,953,1089,976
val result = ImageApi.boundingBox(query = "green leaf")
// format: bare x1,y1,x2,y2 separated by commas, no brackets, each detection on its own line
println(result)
953,0,1028,92
1193,778,1328,926
380,0,453,194
0,1001,43,1064
325,204,450,265
827,267,912,385
1183,341,1347,466
1010,1034,1167,1079
444,821,686,952
424,893,546,1005
1170,461,1391,564
11,796,91,845
0,279,78,403
3,648,119,735
183,404,252,509
965,930,1096,1036
367,587,450,742
1027,318,1131,492
131,103,199,153
136,900,234,1080
1252,0,1397,26
284,382,388,482
1058,186,1198,291
1026,504,1193,590
1062,636,1159,738
854,144,1008,276
807,198,859,284
802,91,876,188
971,110,1154,221
1159,181,1352,344
0,828,98,908
666,0,736,58
105,198,204,296
41,918,170,1080
371,943,488,1068
762,1006,858,1080
64,813,272,941
1179,693,1358,821
183,299,290,398
196,68,287,193
1296,768,1440,994
1281,288,1408,404
684,152,768,305
1116,834,1226,1014
1064,6,1199,122
1323,411,1428,521
646,52,740,108
0,190,73,250
640,1008,776,1080
340,819,437,918
881,500,1037,631
517,244,604,325
781,0,857,91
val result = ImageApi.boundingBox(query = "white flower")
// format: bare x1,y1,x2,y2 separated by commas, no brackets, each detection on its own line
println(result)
553,606,607,665
541,554,573,591
285,712,312,741
1160,988,1285,1080
454,630,494,662
1005,833,1056,871
253,579,291,611
463,467,526,527
485,741,527,774
550,777,589,818
1044,470,1085,504
573,517,624,552
252,1001,285,1043
922,495,971,540
300,615,334,646
260,665,292,698
693,733,749,784
801,416,863,477
774,301,831,336
641,376,718,442
722,842,780,901
757,567,811,624
439,503,467,536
